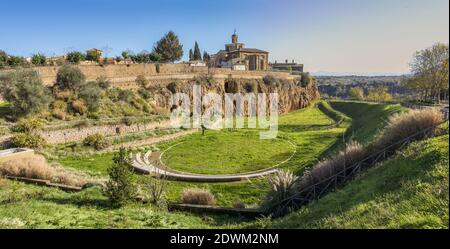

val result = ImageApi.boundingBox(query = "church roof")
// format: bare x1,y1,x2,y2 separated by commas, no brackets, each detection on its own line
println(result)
228,48,268,53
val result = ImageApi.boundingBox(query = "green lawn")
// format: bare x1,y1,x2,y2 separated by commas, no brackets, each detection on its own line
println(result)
329,101,406,144
253,133,449,229
52,102,346,206
162,130,295,174
2,101,435,228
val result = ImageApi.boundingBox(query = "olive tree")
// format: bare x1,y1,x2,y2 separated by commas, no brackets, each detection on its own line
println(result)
0,69,52,117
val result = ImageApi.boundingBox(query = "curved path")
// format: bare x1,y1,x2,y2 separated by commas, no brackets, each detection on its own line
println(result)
131,138,297,182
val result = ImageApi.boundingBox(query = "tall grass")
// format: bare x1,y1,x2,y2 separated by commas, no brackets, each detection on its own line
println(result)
181,188,215,206
0,154,86,187
268,108,445,215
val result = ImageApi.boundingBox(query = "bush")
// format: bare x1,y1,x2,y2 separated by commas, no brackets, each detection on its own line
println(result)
97,76,110,89
51,100,67,111
31,53,46,66
79,82,102,112
55,65,86,91
0,69,52,117
83,133,110,150
12,118,43,133
263,75,279,86
7,56,28,67
264,170,298,212
367,86,393,102
181,188,215,205
71,99,88,115
11,133,47,149
135,75,149,88
104,148,136,206
138,88,151,99
142,177,167,208
52,109,66,120
66,51,85,64
118,89,135,103
243,82,257,93
166,81,178,94
299,72,313,87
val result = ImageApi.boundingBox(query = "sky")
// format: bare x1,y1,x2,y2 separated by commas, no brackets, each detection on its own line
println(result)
0,0,448,75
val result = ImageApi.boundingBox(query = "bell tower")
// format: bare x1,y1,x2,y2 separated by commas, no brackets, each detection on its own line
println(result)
231,29,238,44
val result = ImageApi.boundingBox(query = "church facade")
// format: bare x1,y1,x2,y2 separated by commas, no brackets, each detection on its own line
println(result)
211,32,269,71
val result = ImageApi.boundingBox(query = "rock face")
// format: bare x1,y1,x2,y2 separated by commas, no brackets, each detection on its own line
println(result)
149,75,320,114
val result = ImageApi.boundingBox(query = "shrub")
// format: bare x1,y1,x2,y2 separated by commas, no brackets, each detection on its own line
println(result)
243,82,257,93
96,76,110,89
263,75,279,86
135,75,149,88
166,81,178,94
11,133,47,148
371,109,444,152
264,170,298,211
71,99,88,115
181,188,215,205
52,109,66,120
31,53,46,66
83,133,110,150
12,118,43,133
55,65,86,91
104,148,136,206
367,86,393,102
7,56,28,67
121,117,134,126
0,69,52,117
138,88,151,99
299,72,313,87
142,177,167,208
51,100,67,111
79,82,102,112
118,89,135,103
66,51,85,64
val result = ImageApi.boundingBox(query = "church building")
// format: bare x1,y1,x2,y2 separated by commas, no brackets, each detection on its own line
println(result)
211,32,269,71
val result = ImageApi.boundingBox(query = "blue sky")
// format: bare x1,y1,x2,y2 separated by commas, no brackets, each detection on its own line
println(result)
1,0,448,75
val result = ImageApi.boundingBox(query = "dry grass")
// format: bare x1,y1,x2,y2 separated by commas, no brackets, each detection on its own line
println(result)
298,141,366,190
181,188,215,206
0,154,86,187
372,109,444,151
264,170,299,210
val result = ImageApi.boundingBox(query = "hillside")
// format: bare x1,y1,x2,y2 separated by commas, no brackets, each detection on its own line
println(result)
261,133,449,229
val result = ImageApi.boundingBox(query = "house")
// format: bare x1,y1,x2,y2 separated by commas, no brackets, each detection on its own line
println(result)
188,60,206,67
211,32,269,71
270,59,304,72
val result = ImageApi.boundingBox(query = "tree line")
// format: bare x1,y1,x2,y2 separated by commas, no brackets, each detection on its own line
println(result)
0,31,212,68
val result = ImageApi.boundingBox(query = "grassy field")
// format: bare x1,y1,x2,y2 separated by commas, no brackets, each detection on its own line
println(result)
161,130,295,174
329,101,406,144
253,133,449,229
1,101,429,228
51,102,346,206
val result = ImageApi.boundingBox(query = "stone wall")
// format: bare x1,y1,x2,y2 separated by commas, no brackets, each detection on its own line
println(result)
29,64,296,87
38,119,173,144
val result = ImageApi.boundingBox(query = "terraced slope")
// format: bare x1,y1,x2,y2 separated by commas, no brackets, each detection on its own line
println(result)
261,133,449,229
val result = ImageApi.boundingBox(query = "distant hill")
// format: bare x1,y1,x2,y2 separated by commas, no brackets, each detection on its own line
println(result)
315,75,411,99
